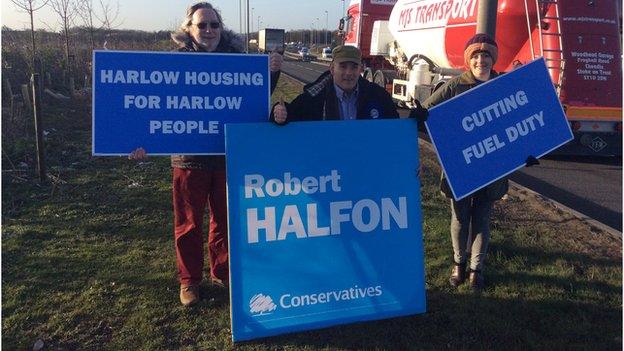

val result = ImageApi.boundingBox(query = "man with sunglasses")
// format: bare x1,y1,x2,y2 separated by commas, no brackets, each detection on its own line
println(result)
130,2,282,307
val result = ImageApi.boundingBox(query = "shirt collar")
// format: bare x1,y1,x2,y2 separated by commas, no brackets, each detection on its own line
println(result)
334,82,359,101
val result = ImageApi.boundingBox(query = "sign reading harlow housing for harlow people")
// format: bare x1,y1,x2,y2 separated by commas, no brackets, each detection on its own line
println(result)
92,50,269,155
226,119,426,342
425,58,573,200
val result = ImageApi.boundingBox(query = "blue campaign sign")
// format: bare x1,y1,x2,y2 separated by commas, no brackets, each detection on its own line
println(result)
425,58,573,200
92,50,269,155
225,119,426,342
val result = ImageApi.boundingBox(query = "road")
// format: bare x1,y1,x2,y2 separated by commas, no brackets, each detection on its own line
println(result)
282,56,330,83
280,58,623,231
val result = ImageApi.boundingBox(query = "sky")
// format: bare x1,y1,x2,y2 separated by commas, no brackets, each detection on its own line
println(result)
2,0,349,32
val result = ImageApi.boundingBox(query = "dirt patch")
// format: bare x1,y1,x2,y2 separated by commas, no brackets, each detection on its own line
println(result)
502,185,621,259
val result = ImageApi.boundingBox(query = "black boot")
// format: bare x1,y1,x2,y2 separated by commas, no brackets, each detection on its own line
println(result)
449,261,467,287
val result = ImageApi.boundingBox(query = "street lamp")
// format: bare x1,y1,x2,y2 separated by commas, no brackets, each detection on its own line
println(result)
246,0,250,52
257,15,261,32
316,17,320,46
325,10,329,45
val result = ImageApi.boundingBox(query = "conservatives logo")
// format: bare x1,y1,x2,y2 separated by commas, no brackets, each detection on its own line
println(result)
250,285,383,317
249,293,277,315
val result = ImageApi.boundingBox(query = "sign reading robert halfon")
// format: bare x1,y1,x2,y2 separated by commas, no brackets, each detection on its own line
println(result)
425,58,573,200
225,119,426,342
92,50,269,155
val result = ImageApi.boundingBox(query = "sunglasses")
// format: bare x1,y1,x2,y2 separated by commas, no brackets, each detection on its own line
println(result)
193,22,220,30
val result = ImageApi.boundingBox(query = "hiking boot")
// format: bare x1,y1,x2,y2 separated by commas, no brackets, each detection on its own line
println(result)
449,261,467,287
180,284,200,306
468,269,485,291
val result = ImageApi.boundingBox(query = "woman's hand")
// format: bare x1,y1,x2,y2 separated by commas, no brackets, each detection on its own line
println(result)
128,147,147,160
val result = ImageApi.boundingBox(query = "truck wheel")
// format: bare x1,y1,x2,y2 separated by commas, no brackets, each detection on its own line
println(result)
363,68,374,82
373,70,387,88
374,70,397,91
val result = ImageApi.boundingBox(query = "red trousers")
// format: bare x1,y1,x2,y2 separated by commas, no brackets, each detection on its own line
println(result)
173,168,229,286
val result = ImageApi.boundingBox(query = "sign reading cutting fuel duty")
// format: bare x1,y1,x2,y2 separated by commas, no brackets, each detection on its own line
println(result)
425,58,573,200
92,50,269,155
225,119,426,342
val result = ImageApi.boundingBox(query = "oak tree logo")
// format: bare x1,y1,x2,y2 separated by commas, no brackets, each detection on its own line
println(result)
249,293,277,316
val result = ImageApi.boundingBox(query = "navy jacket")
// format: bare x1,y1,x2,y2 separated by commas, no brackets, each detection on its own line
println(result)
271,71,399,122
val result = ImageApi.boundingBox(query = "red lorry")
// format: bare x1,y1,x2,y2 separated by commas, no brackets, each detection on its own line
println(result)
339,0,622,155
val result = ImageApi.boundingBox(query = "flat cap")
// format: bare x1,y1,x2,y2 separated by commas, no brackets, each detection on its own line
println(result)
332,45,362,64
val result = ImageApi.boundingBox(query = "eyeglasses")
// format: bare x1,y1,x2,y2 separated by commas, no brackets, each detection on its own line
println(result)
193,22,220,30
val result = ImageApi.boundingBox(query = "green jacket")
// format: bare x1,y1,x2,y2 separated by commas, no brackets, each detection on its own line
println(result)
423,70,509,201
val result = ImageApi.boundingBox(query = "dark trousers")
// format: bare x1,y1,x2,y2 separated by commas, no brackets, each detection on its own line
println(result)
450,191,493,271
173,168,229,286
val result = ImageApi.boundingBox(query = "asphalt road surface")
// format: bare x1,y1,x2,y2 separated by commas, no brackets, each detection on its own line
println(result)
281,59,623,231
283,57,330,83
510,155,622,231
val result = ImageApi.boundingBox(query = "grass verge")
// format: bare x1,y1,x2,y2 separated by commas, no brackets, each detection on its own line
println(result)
2,76,621,350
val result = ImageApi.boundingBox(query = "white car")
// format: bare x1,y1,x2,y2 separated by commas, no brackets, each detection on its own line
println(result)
321,47,332,59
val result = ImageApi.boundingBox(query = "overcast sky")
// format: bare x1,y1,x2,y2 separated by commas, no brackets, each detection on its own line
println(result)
2,0,349,32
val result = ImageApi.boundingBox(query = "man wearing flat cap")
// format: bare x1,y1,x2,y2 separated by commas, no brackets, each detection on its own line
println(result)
271,45,398,123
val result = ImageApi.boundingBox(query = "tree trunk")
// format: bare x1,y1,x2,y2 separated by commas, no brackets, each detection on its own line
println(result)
64,23,72,87
89,28,95,50
29,3,36,74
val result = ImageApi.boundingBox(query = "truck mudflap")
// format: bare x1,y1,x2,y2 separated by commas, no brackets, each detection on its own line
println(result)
553,131,622,156
554,106,623,155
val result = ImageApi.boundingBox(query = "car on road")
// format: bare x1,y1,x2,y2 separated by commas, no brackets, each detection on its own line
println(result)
298,47,312,61
321,47,332,59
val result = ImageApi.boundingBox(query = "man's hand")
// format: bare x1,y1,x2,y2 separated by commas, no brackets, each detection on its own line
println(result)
270,52,283,73
129,147,147,160
273,97,288,125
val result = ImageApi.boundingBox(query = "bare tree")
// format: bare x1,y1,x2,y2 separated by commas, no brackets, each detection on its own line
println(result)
95,0,122,48
76,0,122,49
9,0,51,73
49,0,78,84
76,0,99,49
